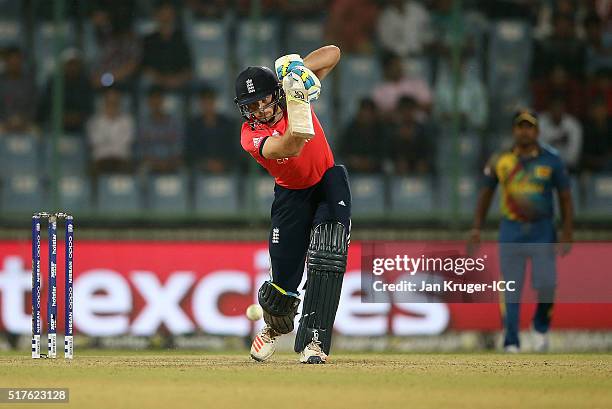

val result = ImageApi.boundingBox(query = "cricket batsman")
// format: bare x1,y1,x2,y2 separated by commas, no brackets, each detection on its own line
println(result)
234,45,350,364
469,109,574,352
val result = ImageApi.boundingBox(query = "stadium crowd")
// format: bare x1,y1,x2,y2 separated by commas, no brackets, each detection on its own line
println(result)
0,0,610,190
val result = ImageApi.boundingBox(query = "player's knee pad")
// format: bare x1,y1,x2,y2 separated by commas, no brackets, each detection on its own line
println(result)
258,281,300,334
295,222,349,355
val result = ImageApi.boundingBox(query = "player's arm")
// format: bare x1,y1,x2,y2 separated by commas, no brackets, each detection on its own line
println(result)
275,47,338,101
467,186,495,254
469,156,499,247
471,187,495,235
303,45,341,81
261,130,306,159
262,46,342,159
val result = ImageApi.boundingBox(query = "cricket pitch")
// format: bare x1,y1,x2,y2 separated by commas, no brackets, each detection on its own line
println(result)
1,350,611,409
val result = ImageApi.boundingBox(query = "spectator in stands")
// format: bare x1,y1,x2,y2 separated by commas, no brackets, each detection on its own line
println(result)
377,0,433,59
0,47,37,134
185,88,237,173
86,86,135,174
389,96,434,175
539,98,583,172
137,86,184,173
433,53,488,131
372,53,432,118
532,65,585,119
581,97,611,172
39,49,94,134
336,98,387,173
142,1,193,91
90,8,141,91
584,12,612,76
531,12,586,80
325,0,379,54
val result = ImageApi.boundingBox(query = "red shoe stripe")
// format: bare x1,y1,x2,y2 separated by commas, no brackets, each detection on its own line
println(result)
254,337,263,350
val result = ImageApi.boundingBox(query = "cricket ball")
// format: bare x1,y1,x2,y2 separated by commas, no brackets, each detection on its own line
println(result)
246,304,263,321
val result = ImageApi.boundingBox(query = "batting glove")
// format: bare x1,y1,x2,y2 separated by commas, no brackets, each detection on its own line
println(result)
275,54,305,81
290,66,321,101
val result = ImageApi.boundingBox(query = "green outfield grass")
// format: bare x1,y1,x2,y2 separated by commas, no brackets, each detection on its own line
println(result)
1,350,611,409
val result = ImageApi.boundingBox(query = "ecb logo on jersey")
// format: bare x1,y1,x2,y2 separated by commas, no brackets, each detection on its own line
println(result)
246,78,255,94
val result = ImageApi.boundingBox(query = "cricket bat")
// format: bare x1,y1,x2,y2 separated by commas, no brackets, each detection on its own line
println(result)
283,73,315,139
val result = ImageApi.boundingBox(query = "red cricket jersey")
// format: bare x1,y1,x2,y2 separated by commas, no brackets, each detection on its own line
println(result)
240,109,334,189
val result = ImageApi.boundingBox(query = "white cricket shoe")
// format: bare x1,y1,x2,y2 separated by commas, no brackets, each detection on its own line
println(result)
504,345,520,354
250,326,280,362
533,330,550,353
299,330,327,364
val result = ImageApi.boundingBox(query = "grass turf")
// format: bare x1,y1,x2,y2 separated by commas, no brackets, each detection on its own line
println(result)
1,350,611,409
